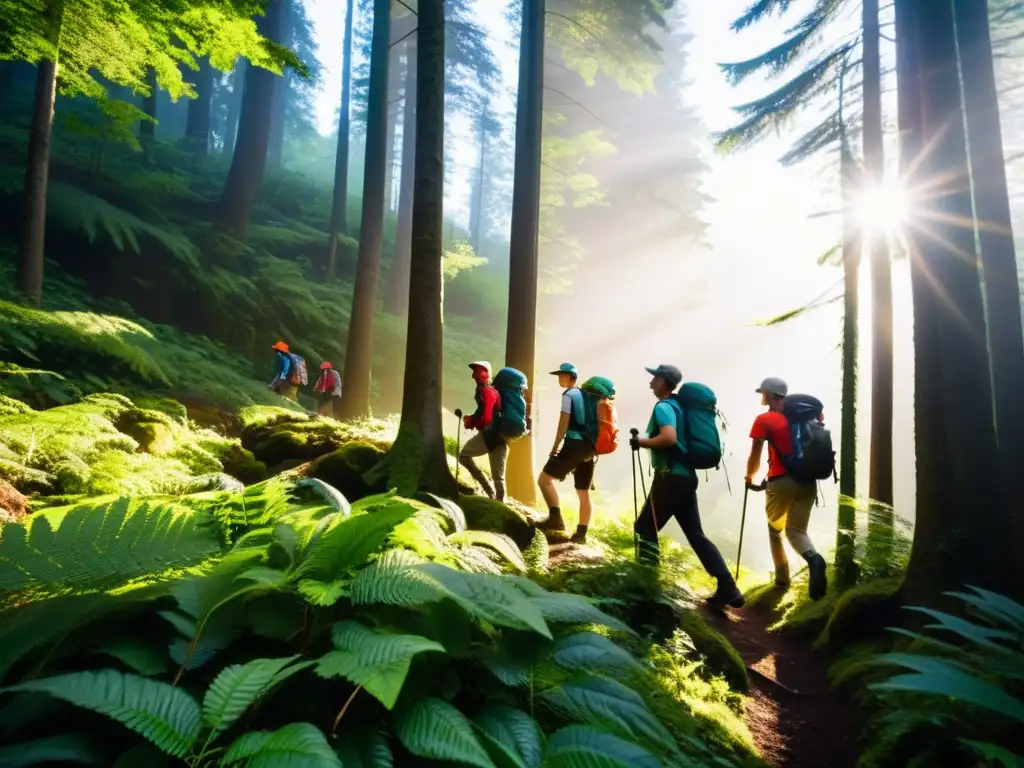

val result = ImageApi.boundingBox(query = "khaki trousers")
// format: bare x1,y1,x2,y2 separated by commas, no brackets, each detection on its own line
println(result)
765,475,817,567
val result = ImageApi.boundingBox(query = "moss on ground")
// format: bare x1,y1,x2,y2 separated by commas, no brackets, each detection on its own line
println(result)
458,495,536,549
816,578,902,651
309,442,386,501
675,609,749,693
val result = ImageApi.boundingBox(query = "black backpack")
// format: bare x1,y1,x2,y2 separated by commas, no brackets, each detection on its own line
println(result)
777,394,837,483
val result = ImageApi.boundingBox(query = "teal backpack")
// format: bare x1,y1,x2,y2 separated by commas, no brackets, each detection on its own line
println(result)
489,367,529,442
668,382,725,470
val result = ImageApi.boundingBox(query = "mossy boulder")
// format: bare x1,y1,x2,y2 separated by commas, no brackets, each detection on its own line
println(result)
121,419,176,454
817,578,902,650
0,395,32,417
310,442,386,501
458,495,535,549
220,445,267,485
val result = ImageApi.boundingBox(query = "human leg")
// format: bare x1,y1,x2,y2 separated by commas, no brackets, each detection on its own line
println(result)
569,456,595,542
459,433,495,498
765,479,793,583
538,439,590,531
633,475,664,564
486,439,509,502
785,479,827,599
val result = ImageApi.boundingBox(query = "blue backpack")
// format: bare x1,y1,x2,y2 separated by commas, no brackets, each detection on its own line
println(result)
668,382,725,470
776,394,836,483
489,368,529,442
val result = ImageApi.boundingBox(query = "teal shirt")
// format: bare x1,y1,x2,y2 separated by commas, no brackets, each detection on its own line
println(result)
561,387,586,441
647,400,695,478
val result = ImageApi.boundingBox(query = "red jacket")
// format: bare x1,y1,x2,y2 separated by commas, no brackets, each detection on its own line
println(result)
465,384,500,430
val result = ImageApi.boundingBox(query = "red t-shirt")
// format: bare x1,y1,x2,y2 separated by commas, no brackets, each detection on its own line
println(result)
750,410,792,478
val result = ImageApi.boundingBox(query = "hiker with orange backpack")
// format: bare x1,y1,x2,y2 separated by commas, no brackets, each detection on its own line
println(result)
538,363,619,544
268,341,307,401
314,361,343,417
630,365,744,610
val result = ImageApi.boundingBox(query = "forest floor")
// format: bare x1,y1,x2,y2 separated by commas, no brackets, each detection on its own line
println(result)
703,593,861,768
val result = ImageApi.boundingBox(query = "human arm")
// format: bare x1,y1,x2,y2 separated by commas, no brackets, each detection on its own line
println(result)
551,411,570,456
746,438,764,483
638,424,676,449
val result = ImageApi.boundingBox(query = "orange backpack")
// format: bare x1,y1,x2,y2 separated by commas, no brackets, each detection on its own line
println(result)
594,398,619,455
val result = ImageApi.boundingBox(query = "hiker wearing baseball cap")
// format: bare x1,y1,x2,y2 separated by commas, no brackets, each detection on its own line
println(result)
268,341,299,401
631,365,743,609
538,361,594,542
746,376,828,599
459,362,508,500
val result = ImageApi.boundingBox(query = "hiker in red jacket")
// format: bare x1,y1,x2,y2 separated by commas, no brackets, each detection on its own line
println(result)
458,361,508,500
314,361,342,418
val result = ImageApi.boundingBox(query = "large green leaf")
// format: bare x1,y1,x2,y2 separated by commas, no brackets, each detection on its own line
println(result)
394,698,496,768
904,607,1016,650
297,504,418,581
335,729,393,768
552,633,644,679
473,707,544,768
542,726,662,768
872,655,1024,722
315,621,444,710
203,656,309,741
525,593,634,636
0,734,103,767
960,740,1024,768
221,722,341,766
448,531,527,573
1,670,202,758
946,587,1024,633
95,640,171,677
544,676,676,753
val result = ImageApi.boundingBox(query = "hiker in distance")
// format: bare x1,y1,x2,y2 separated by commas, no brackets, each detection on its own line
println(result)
746,377,829,600
314,361,342,418
538,362,596,544
458,362,508,501
268,341,307,401
631,365,744,610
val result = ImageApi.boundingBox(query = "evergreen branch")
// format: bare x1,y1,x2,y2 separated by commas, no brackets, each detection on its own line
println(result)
731,0,796,31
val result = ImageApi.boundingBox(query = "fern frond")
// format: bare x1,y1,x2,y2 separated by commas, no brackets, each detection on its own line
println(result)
222,722,341,766
1,670,202,758
203,656,310,741
544,725,662,768
395,698,496,768
423,493,467,533
293,478,352,516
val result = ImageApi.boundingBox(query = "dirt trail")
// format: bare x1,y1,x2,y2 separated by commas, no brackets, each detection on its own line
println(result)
703,598,861,768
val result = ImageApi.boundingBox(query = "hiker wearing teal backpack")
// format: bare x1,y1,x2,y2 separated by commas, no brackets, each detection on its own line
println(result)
538,362,596,543
630,365,744,610
458,362,507,501
745,377,829,600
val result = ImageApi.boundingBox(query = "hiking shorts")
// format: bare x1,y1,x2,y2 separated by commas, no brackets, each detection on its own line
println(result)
765,474,816,533
542,438,595,491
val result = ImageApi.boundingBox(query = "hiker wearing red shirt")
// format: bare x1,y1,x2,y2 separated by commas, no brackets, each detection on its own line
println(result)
314,361,342,418
745,376,828,600
458,362,508,501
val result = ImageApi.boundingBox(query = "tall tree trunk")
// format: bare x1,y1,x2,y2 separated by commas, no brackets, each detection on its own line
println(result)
216,0,284,240
384,0,456,496
327,0,356,281
339,0,392,420
223,61,247,157
504,0,545,505
185,57,214,155
384,36,417,317
267,0,293,171
140,68,158,142
955,0,1024,564
17,45,61,308
897,0,1011,606
469,115,487,253
863,0,894,510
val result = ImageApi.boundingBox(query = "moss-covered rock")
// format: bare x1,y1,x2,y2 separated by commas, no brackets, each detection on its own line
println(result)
310,442,386,501
220,445,267,484
121,419,176,454
458,495,535,549
675,610,749,693
817,578,902,650
133,397,189,426
0,395,32,417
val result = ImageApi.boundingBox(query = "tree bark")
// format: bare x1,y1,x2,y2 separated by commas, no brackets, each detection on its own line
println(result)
384,37,417,317
327,0,356,281
385,0,457,497
469,113,487,253
267,0,293,171
955,0,1024,564
223,61,246,157
185,57,214,155
17,52,60,308
897,0,1012,606
216,0,284,240
339,0,392,420
140,67,158,142
863,0,894,509
504,0,545,505
383,47,403,212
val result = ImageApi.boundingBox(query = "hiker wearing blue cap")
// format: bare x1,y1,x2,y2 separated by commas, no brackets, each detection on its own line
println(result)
538,361,594,543
631,365,744,610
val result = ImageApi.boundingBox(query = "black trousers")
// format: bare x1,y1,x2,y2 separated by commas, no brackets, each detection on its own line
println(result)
634,471,734,585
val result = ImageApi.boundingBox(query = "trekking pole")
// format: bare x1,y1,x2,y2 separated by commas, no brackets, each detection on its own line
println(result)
735,484,749,580
629,428,640,560
453,409,463,484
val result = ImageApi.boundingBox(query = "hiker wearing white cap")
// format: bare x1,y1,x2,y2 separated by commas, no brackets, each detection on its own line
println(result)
538,361,594,542
459,362,507,500
632,365,744,610
746,376,828,599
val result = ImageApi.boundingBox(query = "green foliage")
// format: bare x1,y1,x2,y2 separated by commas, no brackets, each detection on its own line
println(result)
858,587,1024,768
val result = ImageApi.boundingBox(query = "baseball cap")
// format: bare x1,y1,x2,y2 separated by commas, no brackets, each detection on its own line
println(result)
756,377,789,397
645,364,682,391
468,361,492,375
549,362,579,378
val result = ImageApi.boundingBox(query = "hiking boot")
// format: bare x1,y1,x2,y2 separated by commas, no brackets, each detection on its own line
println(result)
808,553,828,601
706,582,745,611
774,564,791,588
538,512,565,532
569,529,587,544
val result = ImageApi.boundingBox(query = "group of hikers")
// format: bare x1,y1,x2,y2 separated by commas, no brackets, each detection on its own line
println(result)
457,360,834,611
266,340,834,610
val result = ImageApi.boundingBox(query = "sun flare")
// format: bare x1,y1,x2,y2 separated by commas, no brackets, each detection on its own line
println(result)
854,181,910,235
